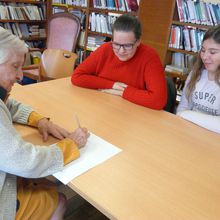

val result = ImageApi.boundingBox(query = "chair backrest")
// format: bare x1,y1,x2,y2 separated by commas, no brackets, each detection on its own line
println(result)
164,76,177,114
47,12,81,52
39,48,78,81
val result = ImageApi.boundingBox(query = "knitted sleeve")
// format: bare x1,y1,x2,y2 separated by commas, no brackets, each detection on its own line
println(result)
71,43,115,89
28,112,80,165
0,110,63,178
122,48,167,109
6,98,33,124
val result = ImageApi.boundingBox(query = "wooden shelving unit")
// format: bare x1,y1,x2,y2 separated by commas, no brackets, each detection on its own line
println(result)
0,0,51,50
165,0,214,76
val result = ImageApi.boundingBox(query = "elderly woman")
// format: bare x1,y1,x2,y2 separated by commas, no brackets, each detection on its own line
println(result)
0,27,89,220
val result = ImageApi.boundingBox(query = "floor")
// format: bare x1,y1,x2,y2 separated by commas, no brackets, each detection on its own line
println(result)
58,183,109,220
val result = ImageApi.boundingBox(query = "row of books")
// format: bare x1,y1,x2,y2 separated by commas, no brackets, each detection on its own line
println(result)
87,36,107,51
89,12,120,34
52,6,66,14
165,52,194,74
25,40,45,48
92,0,139,12
78,32,106,51
169,25,206,52
176,0,220,26
52,7,86,29
0,22,46,38
69,9,86,29
75,48,84,65
0,3,45,20
78,31,85,47
52,0,87,7
166,52,195,101
176,78,185,102
75,49,92,65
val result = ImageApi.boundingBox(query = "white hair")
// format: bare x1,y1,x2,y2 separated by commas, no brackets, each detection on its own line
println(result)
0,27,28,64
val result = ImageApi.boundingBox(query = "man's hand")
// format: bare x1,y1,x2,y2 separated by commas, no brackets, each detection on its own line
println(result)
37,118,70,141
68,127,90,148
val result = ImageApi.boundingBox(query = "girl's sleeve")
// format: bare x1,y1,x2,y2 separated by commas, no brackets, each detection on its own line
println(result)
177,110,220,134
71,44,114,89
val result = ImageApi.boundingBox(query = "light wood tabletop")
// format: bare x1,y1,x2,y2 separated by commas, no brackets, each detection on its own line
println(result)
12,77,220,220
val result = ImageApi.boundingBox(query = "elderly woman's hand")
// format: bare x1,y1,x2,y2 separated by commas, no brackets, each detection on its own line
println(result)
37,118,70,141
68,127,90,148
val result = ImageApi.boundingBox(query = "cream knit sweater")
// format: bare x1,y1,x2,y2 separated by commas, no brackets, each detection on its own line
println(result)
0,98,64,220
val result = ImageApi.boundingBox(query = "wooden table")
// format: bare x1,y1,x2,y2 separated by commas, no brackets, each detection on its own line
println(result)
12,78,220,220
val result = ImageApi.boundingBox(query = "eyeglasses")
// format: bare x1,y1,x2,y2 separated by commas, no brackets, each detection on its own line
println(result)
111,40,137,51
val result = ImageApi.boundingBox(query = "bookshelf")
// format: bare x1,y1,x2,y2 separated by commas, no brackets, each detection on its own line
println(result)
0,0,51,51
166,1,214,69
162,0,219,101
139,0,219,101
51,0,140,63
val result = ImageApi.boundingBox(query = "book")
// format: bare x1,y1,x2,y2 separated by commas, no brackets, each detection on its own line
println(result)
125,0,138,11
114,0,119,10
11,23,19,36
190,28,197,52
208,3,217,25
204,2,213,25
78,31,85,47
165,65,186,74
183,27,191,51
169,25,176,48
15,23,22,38
212,4,220,23
199,1,209,25
186,0,196,23
176,0,184,22
182,0,190,22
95,13,101,32
90,12,96,32
19,23,29,37
118,0,126,11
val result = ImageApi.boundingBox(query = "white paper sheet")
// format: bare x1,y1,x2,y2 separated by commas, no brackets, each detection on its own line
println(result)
53,133,122,184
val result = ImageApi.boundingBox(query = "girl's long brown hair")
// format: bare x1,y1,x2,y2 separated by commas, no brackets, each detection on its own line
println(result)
186,25,220,100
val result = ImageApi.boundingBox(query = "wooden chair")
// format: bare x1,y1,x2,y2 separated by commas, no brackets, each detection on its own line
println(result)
39,48,78,81
22,12,80,81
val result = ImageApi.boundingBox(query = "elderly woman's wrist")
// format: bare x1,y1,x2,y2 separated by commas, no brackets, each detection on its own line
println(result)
28,111,48,127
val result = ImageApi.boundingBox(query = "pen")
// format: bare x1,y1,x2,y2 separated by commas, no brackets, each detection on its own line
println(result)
75,114,81,128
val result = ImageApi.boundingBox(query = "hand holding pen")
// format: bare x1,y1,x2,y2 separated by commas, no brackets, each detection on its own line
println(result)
68,114,90,148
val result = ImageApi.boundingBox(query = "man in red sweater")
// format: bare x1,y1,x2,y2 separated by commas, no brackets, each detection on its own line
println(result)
72,14,167,110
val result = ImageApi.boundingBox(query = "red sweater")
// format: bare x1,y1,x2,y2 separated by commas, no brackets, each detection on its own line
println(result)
72,42,167,110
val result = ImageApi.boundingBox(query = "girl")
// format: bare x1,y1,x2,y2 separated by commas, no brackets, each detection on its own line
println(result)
177,25,220,134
